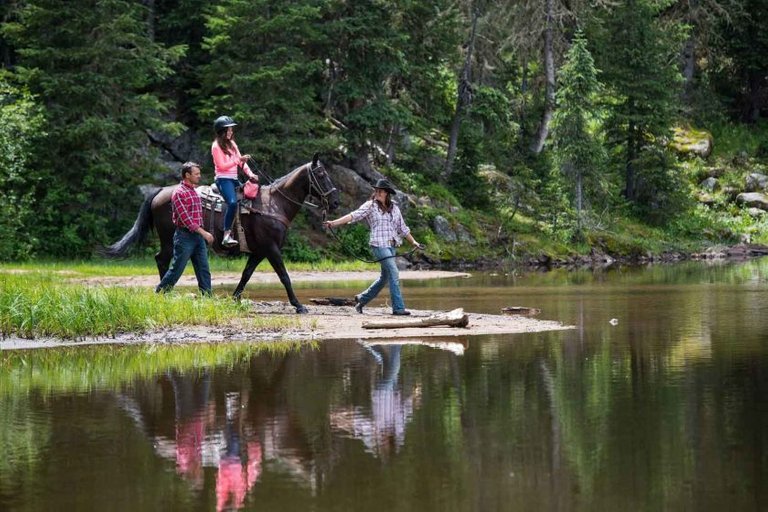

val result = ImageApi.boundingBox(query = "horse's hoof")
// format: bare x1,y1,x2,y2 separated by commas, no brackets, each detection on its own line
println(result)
296,306,308,314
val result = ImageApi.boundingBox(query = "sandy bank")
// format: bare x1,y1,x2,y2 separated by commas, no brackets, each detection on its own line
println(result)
69,269,472,287
0,301,573,351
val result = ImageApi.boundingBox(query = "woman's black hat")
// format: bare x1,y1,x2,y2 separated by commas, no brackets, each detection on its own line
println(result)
373,179,396,194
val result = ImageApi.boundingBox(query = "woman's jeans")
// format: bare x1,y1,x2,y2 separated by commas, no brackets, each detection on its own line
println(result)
156,229,211,295
215,177,239,232
357,246,406,312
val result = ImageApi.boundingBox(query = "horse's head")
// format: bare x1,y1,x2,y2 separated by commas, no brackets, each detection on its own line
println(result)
308,153,340,212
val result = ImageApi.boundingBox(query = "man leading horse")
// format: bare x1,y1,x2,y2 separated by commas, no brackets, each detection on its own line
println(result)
103,154,340,313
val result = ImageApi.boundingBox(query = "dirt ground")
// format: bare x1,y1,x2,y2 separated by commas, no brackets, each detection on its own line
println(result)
1,271,574,351
68,269,472,287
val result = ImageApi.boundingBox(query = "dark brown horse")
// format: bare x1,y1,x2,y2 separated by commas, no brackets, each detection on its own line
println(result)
104,155,340,313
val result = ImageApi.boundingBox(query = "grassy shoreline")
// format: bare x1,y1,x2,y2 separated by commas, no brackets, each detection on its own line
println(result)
0,270,298,339
0,256,378,277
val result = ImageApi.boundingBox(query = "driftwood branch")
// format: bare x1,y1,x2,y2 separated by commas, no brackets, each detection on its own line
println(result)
501,307,541,316
362,308,469,329
310,297,356,306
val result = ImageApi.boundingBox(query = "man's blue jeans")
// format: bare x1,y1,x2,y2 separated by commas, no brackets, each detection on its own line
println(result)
156,229,211,295
215,177,239,232
357,246,406,312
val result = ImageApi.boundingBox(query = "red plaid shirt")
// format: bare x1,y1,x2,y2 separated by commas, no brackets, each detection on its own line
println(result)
172,181,203,232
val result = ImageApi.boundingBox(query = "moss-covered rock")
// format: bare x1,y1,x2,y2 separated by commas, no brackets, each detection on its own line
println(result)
670,126,713,158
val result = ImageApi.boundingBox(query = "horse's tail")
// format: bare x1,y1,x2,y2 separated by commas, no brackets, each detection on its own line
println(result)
99,188,161,258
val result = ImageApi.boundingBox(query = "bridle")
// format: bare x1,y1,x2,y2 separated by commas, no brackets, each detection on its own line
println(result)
304,162,337,211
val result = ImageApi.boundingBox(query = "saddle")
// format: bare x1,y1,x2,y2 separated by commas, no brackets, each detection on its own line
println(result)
196,183,291,254
197,183,255,214
196,184,256,253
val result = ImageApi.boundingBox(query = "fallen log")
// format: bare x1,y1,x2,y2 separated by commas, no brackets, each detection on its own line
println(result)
501,306,541,316
362,308,469,329
310,297,356,306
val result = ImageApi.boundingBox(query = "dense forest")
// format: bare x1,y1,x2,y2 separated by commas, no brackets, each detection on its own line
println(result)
1,0,767,263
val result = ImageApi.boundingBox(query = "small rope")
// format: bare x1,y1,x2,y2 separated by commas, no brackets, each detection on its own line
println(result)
324,223,420,264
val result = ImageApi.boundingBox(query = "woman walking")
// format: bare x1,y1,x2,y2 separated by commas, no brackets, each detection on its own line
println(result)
211,115,259,247
323,179,423,316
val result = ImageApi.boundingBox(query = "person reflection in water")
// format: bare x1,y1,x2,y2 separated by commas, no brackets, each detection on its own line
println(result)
216,391,262,512
333,344,420,459
368,345,418,457
171,370,213,490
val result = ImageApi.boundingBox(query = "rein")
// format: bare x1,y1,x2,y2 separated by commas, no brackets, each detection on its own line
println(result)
248,157,335,212
247,157,419,264
324,221,421,264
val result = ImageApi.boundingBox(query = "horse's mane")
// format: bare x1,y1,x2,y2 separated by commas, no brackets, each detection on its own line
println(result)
264,162,309,190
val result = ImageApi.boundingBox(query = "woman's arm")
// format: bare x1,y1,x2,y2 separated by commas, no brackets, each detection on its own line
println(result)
232,142,258,181
394,207,423,249
323,201,372,228
405,232,423,249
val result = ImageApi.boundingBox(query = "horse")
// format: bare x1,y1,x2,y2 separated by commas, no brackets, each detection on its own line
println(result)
103,155,340,313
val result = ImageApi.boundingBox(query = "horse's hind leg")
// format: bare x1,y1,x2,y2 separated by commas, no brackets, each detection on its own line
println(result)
155,241,174,279
233,253,265,300
266,248,307,314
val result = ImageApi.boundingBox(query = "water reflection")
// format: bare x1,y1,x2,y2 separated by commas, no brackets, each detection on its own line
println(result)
330,342,421,459
2,260,768,510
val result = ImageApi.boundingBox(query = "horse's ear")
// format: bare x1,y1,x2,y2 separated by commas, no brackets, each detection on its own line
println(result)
312,153,320,166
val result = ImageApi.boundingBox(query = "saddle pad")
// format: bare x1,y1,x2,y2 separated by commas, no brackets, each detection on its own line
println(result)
197,185,224,213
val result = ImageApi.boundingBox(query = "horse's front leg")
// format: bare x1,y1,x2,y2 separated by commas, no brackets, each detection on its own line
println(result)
233,253,265,300
266,248,307,314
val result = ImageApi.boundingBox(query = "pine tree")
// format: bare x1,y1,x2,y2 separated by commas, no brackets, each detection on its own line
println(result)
199,0,335,173
4,0,182,256
592,0,683,215
714,0,768,122
551,31,606,231
0,78,44,260
322,0,412,175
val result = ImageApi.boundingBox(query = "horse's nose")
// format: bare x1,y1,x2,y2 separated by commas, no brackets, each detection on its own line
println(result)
330,198,340,211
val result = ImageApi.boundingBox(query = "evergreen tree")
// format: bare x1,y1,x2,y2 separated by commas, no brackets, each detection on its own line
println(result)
0,78,44,260
592,0,683,216
152,0,211,126
3,0,182,256
713,0,768,122
551,31,606,231
199,0,335,173
323,0,412,175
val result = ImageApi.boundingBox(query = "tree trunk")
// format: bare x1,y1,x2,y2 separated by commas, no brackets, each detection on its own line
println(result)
143,0,156,41
575,168,583,230
625,128,637,201
681,35,696,103
742,70,766,123
530,0,556,154
443,9,479,180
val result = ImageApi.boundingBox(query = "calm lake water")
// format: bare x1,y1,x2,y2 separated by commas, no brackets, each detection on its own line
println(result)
2,260,768,511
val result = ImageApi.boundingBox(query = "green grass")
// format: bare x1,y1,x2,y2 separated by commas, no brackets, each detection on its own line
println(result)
0,272,298,339
0,255,377,277
710,119,768,158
